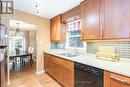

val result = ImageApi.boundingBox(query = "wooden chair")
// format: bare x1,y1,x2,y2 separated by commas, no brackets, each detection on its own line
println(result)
23,47,34,66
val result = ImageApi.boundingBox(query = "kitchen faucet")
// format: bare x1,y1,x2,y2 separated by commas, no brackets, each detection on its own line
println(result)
72,40,78,55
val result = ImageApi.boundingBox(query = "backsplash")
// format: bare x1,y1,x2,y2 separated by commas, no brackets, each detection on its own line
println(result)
51,42,65,49
87,42,130,59
51,42,130,59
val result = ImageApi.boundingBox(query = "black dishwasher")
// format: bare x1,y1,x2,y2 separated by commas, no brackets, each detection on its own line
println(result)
75,62,103,87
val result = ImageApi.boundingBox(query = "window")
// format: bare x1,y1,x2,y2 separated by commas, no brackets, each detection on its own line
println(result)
66,19,86,50
9,35,25,54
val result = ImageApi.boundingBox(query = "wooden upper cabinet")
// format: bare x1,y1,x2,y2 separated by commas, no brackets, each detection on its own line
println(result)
101,0,130,39
50,15,66,42
81,0,100,40
81,0,130,41
104,71,130,87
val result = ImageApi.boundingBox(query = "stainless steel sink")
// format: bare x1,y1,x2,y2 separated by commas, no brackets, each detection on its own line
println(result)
58,53,77,57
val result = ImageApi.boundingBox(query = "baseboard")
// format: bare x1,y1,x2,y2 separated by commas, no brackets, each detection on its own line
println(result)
36,70,45,75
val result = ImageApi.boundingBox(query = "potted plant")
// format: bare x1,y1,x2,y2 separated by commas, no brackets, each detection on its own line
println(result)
15,41,22,55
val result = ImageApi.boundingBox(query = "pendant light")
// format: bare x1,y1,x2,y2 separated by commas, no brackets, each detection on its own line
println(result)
13,23,23,37
34,0,40,15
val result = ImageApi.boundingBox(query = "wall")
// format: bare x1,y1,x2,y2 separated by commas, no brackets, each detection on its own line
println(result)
29,30,37,57
1,10,50,74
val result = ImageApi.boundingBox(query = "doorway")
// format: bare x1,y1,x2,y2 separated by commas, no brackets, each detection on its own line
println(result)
8,20,37,85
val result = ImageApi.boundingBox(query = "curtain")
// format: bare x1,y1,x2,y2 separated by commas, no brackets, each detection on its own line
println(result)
23,31,29,52
67,19,80,32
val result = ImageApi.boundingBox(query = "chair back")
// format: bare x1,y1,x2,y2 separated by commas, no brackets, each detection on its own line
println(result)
28,47,32,53
30,47,34,54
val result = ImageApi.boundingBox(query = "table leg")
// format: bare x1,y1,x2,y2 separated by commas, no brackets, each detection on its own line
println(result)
20,57,23,68
30,54,33,67
12,57,15,70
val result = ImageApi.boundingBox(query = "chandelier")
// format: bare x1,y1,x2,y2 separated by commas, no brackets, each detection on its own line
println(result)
13,23,23,37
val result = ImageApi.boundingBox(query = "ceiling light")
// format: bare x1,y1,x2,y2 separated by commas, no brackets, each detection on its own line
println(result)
34,0,40,15
12,23,23,37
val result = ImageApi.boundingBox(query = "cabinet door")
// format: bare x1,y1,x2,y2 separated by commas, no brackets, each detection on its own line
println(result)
55,16,61,41
50,15,61,42
54,64,63,84
50,19,57,41
44,53,74,87
62,68,71,87
44,54,55,77
63,66,74,87
102,0,130,39
104,71,130,87
81,0,100,40
44,53,48,72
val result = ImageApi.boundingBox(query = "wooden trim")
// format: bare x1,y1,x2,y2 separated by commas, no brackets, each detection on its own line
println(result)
62,5,81,23
50,14,62,21
80,0,87,4
81,39,130,42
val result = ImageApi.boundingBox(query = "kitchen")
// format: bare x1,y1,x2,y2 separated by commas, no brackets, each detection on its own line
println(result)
0,0,130,87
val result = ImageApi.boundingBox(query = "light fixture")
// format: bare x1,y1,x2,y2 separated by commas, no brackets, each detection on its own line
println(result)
13,23,23,37
34,0,40,15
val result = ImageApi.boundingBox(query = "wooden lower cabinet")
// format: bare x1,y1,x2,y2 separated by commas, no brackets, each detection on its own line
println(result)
44,53,74,87
54,63,63,83
44,53,130,87
62,67,74,87
104,71,130,87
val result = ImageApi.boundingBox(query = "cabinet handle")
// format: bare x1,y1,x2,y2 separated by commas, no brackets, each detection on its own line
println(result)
100,26,104,38
110,76,130,85
129,32,130,38
81,30,84,35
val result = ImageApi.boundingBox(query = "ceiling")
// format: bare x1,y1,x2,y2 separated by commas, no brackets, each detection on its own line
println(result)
15,0,81,19
9,20,37,30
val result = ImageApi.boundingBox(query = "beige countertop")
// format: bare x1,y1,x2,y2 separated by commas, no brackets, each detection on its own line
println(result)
44,49,130,77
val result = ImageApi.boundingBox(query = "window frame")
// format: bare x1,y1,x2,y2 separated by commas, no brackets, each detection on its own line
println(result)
9,35,26,53
65,19,86,51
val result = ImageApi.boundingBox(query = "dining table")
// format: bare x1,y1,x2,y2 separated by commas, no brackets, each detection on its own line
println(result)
9,51,33,67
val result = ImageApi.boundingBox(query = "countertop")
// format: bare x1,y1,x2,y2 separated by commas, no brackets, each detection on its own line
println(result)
44,49,130,77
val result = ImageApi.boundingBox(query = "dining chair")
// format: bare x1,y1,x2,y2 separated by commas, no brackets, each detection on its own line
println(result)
30,47,34,54
28,47,32,53
23,47,35,66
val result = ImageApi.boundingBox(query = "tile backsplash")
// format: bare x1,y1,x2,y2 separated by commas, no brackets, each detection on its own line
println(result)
51,41,130,59
51,42,65,49
87,42,130,59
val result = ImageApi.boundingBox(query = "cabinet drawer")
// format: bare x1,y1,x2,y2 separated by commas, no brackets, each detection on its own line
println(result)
110,73,130,85
104,71,130,87
51,56,73,70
